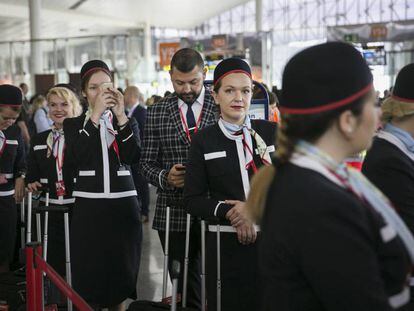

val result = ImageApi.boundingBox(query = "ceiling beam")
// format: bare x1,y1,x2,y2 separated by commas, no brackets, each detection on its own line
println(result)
0,2,139,33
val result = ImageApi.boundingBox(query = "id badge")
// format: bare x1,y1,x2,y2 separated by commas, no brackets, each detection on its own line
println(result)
55,180,66,196
0,174,7,185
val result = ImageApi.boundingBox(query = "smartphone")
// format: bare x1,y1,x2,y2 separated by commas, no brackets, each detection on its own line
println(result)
176,164,186,171
100,82,115,108
100,82,113,92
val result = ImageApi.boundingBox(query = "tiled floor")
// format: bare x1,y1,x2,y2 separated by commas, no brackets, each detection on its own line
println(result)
127,185,171,305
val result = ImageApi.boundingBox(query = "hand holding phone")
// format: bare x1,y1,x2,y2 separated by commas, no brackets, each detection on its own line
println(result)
167,164,186,188
100,82,113,92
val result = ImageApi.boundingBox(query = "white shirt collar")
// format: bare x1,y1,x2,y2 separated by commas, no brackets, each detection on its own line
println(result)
178,87,205,109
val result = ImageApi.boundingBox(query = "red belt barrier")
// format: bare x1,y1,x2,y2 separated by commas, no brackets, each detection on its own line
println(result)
26,242,92,311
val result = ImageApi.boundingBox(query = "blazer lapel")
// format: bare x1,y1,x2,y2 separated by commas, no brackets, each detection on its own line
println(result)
199,90,218,129
167,96,190,146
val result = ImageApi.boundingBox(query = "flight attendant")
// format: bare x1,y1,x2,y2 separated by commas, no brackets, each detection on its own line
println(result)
0,85,26,273
64,60,142,310
363,63,414,309
27,84,81,277
184,58,277,311
247,42,414,311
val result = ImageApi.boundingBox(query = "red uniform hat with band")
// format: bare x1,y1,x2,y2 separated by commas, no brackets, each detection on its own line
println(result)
214,57,252,86
391,63,414,103
0,84,23,107
280,42,373,115
80,59,111,82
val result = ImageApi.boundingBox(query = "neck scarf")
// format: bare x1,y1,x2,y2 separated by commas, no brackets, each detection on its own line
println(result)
84,108,117,149
384,123,414,153
46,125,65,159
220,116,271,172
0,130,6,156
295,140,414,263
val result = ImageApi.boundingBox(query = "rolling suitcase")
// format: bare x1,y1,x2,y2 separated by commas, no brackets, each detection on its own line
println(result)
128,208,196,311
27,190,73,311
199,221,221,311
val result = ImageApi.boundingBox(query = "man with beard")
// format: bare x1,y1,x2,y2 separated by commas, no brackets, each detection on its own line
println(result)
140,48,218,308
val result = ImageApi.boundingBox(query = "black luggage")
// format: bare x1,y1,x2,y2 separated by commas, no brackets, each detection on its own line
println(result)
30,190,73,310
0,271,26,311
128,209,197,311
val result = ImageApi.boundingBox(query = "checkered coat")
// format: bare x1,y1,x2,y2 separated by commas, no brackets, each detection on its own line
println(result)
140,90,218,231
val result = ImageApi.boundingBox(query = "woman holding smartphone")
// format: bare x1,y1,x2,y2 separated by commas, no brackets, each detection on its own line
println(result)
184,58,277,311
64,60,142,310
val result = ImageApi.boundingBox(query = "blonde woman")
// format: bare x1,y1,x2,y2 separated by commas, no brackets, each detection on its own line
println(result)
27,84,82,290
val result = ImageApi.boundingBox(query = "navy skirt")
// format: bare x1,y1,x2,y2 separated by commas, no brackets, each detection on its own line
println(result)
70,196,142,307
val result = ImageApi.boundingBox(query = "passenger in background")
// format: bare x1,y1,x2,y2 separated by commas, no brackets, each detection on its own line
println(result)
32,94,53,133
363,63,414,309
184,57,277,311
247,42,414,311
268,91,280,123
16,83,31,149
64,60,142,311
27,84,82,303
124,85,150,222
140,48,218,309
0,85,26,273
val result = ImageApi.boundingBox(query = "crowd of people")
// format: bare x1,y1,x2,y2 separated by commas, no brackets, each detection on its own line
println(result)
0,42,413,311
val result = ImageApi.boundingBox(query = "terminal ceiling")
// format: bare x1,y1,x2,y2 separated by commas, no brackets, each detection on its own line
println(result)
0,0,250,41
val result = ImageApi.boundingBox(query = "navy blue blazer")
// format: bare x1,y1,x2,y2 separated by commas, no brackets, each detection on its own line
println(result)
130,105,147,142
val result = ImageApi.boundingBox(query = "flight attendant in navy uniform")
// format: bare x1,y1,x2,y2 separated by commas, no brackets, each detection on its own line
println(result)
0,84,26,273
184,58,277,311
63,60,142,310
247,42,414,311
27,84,82,287
363,63,414,308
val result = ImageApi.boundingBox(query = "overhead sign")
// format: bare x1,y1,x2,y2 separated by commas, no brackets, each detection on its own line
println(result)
327,22,414,43
211,34,228,50
159,42,181,69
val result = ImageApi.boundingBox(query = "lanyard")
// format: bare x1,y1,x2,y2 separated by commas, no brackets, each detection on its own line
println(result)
242,132,258,173
112,139,121,165
53,136,65,181
179,105,203,142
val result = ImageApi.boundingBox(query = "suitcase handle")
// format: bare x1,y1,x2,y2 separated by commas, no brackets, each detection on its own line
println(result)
29,186,50,193
33,206,70,213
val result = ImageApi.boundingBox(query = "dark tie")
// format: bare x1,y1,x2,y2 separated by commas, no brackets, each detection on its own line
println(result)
186,103,196,131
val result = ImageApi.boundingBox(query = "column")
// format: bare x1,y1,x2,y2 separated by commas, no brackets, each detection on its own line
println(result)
29,0,43,90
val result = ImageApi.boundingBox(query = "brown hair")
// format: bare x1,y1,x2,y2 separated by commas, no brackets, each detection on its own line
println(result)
0,106,21,113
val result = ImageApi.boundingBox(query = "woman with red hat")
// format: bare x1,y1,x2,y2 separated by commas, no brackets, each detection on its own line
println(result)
64,60,142,310
184,57,277,310
247,42,414,310
0,84,26,273
363,63,414,308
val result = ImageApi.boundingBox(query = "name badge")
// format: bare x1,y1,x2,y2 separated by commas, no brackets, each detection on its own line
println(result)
55,180,66,196
0,174,7,185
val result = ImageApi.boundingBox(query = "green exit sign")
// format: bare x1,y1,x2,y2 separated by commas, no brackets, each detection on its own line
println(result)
344,34,359,42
